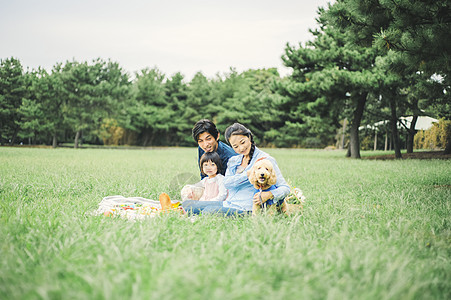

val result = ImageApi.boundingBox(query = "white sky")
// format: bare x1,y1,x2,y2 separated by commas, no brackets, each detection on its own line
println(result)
0,0,333,80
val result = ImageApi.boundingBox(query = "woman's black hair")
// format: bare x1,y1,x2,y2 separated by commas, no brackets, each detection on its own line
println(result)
199,152,222,175
224,123,256,165
192,119,219,142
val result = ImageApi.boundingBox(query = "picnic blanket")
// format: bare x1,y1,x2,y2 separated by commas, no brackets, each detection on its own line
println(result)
93,195,181,220
93,187,305,220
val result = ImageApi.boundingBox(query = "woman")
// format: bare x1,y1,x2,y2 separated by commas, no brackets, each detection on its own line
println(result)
182,123,290,216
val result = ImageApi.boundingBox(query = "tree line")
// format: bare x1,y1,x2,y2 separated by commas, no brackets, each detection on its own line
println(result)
1,0,450,157
0,59,290,148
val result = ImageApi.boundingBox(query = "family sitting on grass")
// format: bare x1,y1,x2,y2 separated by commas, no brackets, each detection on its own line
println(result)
160,119,300,216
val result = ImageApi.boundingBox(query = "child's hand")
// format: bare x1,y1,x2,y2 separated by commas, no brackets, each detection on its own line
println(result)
181,185,194,201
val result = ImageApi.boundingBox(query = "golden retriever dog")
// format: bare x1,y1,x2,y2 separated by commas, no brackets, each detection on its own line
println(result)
248,159,304,216
248,158,278,215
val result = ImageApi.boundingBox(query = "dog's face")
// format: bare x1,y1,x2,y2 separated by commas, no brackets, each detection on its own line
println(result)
248,159,277,189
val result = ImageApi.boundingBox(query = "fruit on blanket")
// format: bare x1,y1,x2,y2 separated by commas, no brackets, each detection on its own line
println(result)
104,211,113,217
159,193,173,211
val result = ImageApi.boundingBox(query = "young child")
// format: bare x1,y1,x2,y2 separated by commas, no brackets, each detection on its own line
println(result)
182,152,228,201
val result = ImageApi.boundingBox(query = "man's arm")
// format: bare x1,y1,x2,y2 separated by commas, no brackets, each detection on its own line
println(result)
218,141,238,176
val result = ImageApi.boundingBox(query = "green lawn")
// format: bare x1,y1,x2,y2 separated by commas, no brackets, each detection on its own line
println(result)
0,147,450,299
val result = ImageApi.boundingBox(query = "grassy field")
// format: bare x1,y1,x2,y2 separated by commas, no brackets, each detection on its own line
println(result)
0,147,450,300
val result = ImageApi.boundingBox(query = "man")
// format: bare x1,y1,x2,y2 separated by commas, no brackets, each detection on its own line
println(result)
192,119,237,179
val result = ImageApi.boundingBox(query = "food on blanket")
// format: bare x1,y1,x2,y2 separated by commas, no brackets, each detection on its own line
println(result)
95,195,184,220
159,193,173,211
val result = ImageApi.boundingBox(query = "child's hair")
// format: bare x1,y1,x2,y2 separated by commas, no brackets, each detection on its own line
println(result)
199,152,222,175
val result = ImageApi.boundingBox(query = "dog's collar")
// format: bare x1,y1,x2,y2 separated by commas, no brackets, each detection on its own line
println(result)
258,184,273,192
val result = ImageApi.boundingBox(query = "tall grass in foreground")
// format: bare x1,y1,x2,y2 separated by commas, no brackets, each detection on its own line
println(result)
0,147,450,300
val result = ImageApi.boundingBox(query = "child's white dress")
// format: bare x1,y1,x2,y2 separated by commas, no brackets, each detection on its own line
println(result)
195,174,227,201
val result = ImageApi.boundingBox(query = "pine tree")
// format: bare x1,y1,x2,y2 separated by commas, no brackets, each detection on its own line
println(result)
327,0,451,153
0,57,27,145
278,11,381,156
130,67,167,146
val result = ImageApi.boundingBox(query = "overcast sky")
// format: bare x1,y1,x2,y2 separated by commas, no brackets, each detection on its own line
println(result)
1,0,332,80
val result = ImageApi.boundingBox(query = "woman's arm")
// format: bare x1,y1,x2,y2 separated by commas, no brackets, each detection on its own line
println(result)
268,157,290,201
223,158,249,189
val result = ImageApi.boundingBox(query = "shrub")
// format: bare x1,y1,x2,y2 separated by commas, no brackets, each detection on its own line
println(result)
99,118,125,146
414,118,451,150
360,135,374,150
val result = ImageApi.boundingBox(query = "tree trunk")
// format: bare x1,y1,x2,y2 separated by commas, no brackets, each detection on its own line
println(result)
388,97,402,159
10,126,20,145
142,131,149,147
74,130,80,149
340,119,347,149
391,129,402,158
406,115,418,153
373,129,377,151
384,129,388,151
142,128,156,147
444,135,451,154
348,93,367,159
148,134,155,146
143,129,156,147
52,134,57,148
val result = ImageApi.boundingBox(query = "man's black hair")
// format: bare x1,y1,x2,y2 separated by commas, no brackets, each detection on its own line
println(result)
192,119,219,142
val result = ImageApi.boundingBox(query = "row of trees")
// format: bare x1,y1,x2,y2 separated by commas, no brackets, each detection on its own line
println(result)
1,0,450,157
0,58,292,148
0,58,130,148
